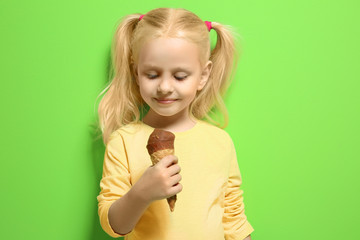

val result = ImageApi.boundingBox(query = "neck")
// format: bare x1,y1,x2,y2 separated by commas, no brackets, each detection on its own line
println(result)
142,109,197,132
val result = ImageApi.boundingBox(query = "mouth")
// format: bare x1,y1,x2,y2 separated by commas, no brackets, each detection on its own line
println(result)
155,98,178,104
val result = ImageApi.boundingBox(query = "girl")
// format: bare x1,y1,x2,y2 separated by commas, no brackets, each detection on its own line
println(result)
96,7,254,240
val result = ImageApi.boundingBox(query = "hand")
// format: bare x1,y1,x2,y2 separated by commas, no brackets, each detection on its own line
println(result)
133,155,182,204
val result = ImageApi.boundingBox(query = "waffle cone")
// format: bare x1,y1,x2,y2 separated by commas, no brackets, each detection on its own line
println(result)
150,148,174,165
150,148,177,212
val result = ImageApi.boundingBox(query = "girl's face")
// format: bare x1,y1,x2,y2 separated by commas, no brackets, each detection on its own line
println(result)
135,37,212,121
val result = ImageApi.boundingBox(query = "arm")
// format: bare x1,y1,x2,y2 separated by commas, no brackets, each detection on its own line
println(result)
97,131,135,237
108,182,151,235
109,154,182,235
223,133,254,239
97,131,182,237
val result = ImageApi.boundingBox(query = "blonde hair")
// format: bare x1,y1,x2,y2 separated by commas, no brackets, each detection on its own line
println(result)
95,7,241,145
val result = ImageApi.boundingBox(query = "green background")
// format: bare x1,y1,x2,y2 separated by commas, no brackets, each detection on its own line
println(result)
1,0,359,239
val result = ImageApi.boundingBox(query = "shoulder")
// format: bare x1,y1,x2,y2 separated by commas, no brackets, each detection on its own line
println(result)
197,120,236,163
107,122,149,146
198,120,234,146
111,122,146,137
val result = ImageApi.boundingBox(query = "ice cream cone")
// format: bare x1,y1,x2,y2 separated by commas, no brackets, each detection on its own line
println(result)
146,129,177,212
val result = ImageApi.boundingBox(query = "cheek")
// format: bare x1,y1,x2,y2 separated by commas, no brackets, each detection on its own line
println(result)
139,86,147,97
185,83,199,96
138,81,153,98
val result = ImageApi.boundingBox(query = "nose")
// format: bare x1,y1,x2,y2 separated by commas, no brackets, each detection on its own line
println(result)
157,76,174,93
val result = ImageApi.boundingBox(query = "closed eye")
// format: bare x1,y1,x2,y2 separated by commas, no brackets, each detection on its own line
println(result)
175,76,187,80
147,75,187,80
147,74,157,79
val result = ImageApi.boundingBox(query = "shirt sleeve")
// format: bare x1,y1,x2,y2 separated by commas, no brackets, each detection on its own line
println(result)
96,131,132,238
223,135,254,240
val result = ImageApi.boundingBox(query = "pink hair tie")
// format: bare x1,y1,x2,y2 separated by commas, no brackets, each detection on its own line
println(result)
204,21,212,32
139,14,145,20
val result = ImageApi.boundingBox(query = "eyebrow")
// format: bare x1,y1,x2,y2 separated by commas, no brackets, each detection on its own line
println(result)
142,64,191,72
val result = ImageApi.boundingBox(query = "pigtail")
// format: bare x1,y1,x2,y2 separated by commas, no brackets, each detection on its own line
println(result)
190,21,241,129
96,14,144,145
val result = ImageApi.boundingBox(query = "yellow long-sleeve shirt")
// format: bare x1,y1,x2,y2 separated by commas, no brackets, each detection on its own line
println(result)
97,118,254,239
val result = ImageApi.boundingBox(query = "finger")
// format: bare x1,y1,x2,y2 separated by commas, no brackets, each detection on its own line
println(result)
169,173,182,186
169,155,178,165
170,182,183,195
168,163,181,176
160,155,178,168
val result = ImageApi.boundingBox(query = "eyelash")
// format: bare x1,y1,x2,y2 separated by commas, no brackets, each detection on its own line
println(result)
147,75,187,80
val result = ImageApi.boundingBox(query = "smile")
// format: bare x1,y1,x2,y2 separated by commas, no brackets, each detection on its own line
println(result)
155,98,178,104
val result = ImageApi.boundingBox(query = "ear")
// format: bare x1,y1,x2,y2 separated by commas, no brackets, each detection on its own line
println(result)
197,60,212,91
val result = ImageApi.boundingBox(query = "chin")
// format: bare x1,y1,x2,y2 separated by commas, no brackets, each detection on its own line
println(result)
153,110,178,117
